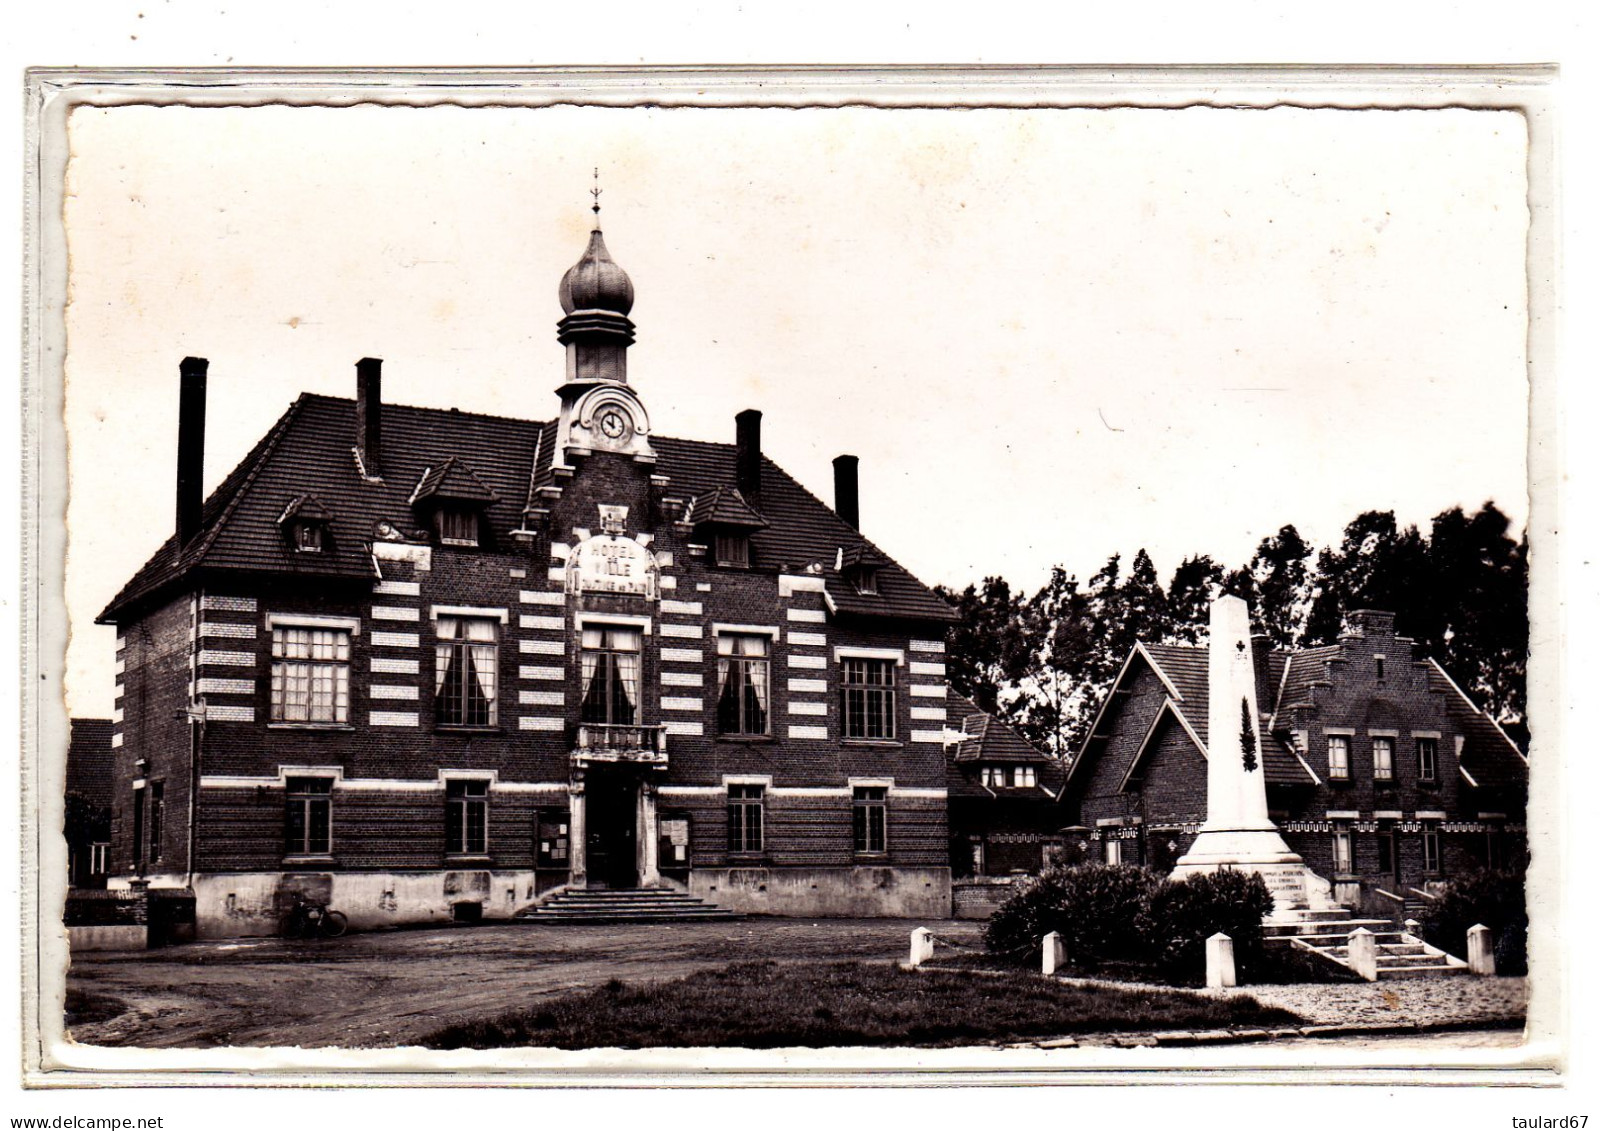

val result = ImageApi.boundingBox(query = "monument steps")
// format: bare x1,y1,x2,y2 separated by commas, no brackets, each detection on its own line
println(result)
516,888,742,924
1264,908,1468,980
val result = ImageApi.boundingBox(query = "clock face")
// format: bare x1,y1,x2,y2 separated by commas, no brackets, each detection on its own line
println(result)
598,408,629,440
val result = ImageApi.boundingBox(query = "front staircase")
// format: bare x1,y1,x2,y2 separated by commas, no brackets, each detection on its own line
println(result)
1264,907,1468,980
517,887,742,925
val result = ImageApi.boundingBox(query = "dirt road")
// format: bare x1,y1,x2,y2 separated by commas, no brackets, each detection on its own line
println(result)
66,918,986,1049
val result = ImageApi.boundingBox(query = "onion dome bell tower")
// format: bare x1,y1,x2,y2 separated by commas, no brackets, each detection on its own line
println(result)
553,190,655,467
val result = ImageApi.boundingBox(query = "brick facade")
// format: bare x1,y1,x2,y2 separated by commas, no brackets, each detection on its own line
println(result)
1064,610,1527,918
99,228,956,935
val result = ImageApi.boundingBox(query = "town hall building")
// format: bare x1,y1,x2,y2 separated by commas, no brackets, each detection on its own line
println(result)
98,222,958,936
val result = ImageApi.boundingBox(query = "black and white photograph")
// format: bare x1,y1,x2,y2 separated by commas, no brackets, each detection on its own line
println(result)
19,55,1573,1104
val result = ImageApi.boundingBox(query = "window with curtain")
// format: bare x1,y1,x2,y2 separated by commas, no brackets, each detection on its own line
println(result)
446,779,489,856
1331,824,1353,873
1327,734,1351,780
1372,736,1395,782
271,625,351,724
435,615,499,727
580,624,642,725
841,657,896,739
716,633,770,735
285,776,333,857
1421,823,1441,874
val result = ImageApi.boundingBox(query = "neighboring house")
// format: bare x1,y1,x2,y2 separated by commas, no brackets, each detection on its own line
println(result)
944,691,1067,878
97,224,957,937
1063,609,1527,918
65,718,115,889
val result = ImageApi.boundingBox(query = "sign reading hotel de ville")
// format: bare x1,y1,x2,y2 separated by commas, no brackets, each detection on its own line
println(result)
565,505,660,599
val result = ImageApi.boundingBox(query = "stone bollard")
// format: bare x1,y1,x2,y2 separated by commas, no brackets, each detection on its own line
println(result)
1468,923,1497,976
1042,931,1066,976
1403,918,1421,938
1205,932,1236,988
908,927,934,968
1347,927,1379,981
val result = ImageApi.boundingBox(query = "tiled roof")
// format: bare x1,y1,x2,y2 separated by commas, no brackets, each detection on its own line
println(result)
686,486,769,530
1275,644,1344,711
944,691,1067,799
411,456,499,504
100,394,956,626
1102,643,1318,788
66,718,115,809
1421,659,1529,791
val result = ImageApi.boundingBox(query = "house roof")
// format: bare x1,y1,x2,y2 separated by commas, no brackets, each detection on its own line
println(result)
686,485,769,530
66,718,115,810
944,691,1066,800
99,393,956,626
411,456,499,505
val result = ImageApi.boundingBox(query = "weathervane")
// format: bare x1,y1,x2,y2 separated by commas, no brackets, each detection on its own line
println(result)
590,167,602,229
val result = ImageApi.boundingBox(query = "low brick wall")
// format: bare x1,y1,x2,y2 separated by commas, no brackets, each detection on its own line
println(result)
689,866,952,918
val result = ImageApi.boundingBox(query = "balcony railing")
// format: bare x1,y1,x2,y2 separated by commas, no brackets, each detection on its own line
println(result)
573,723,669,766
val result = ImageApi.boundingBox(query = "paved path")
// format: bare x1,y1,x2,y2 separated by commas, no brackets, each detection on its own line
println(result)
1211,976,1527,1029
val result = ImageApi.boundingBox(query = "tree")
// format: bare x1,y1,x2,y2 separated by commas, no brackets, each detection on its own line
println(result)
1166,555,1227,642
1244,524,1315,647
938,577,1031,716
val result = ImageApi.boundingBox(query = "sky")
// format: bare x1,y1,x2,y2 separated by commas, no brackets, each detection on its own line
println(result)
60,103,1530,716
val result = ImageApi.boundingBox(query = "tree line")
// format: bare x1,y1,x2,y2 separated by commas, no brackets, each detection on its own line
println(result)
937,502,1528,759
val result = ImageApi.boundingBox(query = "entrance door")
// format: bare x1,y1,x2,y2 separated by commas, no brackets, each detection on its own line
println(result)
1376,824,1399,893
585,771,638,889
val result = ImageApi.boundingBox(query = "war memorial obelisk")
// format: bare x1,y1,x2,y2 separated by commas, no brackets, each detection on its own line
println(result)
1169,595,1338,920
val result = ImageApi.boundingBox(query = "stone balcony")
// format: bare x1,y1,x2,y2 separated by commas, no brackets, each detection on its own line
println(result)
572,723,669,767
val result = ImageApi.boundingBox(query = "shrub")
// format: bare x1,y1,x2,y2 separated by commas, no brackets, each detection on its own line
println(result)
1417,869,1528,976
984,864,1162,966
1139,870,1275,980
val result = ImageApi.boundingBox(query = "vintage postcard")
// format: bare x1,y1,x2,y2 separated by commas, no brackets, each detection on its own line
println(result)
22,67,1561,1086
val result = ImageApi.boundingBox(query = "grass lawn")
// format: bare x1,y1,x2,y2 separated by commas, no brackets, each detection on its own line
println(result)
421,959,1303,1049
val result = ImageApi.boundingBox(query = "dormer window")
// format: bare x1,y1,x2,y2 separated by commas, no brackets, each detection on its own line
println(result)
410,456,498,551
838,545,887,596
293,521,324,553
278,494,333,555
437,507,479,547
850,567,879,595
687,486,768,571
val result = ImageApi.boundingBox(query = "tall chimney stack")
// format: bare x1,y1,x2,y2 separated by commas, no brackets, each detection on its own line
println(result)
175,357,208,546
356,357,383,477
735,409,762,501
833,454,860,530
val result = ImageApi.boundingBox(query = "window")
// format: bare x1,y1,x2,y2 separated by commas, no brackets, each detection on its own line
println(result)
1014,766,1036,788
446,779,489,856
580,624,642,725
981,766,1005,788
1327,734,1350,780
714,532,750,568
285,777,333,857
1416,736,1439,782
89,842,109,876
849,568,879,596
727,785,764,853
435,615,499,727
1104,837,1124,866
147,782,164,862
841,657,897,740
1331,824,1353,874
1376,829,1395,875
271,625,351,724
1421,823,1441,874
1374,655,1386,679
437,507,479,547
716,634,771,735
293,522,325,552
1372,736,1395,782
853,786,888,854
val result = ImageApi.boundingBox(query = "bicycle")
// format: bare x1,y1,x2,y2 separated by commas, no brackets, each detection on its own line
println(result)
284,895,349,939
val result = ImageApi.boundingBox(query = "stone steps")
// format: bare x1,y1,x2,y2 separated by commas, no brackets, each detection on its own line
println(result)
1265,908,1468,980
517,887,741,924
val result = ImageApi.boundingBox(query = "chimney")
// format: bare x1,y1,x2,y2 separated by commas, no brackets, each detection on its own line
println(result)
833,454,860,530
735,409,762,501
356,357,383,477
1250,632,1273,706
175,357,208,546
